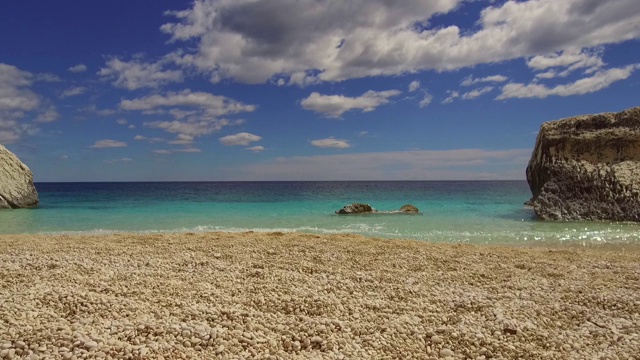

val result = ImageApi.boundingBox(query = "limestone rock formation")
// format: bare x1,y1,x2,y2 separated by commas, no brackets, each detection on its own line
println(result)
0,144,39,209
335,203,375,214
526,107,640,221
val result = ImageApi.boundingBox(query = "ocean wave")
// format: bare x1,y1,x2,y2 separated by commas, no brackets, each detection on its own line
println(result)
35,223,640,245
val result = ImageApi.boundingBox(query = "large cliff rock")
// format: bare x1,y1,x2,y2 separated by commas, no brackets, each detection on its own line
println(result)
526,107,640,221
0,144,39,209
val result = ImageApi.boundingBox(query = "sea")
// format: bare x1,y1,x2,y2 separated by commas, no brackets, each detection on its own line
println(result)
1,181,639,245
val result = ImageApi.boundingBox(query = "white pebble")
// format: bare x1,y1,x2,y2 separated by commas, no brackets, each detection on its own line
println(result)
440,348,454,357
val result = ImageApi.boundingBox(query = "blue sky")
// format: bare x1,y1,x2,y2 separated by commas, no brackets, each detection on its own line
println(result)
1,0,639,181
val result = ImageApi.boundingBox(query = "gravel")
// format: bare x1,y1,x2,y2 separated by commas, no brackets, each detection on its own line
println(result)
1,232,639,359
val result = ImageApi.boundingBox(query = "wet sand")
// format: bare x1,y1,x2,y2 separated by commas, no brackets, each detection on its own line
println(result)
1,232,639,359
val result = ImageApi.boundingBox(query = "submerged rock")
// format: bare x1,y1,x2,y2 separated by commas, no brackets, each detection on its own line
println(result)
335,203,375,214
526,106,640,221
0,144,39,209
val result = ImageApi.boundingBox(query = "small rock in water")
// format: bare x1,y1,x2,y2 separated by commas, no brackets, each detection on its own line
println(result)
399,204,419,213
335,203,375,214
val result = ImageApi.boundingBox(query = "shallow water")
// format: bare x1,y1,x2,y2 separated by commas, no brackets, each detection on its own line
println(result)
1,181,638,245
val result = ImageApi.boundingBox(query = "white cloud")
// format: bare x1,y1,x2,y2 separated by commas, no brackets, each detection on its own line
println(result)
235,148,530,180
356,131,369,137
122,90,256,140
408,80,420,92
121,90,255,115
98,57,183,90
134,135,165,143
159,0,640,84
153,149,173,155
219,132,262,146
90,139,128,148
68,64,88,73
60,86,87,98
534,71,557,80
418,92,433,108
497,64,639,99
116,118,128,125
0,63,40,113
301,90,401,118
528,49,604,70
311,137,351,149
461,86,494,100
246,145,265,153
0,63,59,143
461,75,508,86
442,91,460,104
168,134,194,145
35,106,60,123
145,120,229,138
104,157,133,164
35,73,61,82
175,147,201,153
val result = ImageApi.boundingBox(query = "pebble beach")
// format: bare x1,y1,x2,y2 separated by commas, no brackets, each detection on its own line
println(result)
1,232,639,360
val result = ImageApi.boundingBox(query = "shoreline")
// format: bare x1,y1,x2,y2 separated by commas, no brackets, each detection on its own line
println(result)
1,232,639,359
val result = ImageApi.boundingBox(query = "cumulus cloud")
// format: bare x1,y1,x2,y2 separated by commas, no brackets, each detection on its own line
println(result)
60,86,87,98
35,106,60,123
134,135,165,143
301,90,401,118
461,86,494,100
98,57,183,90
534,71,557,80
461,75,508,86
442,91,460,104
418,92,433,108
168,134,195,145
0,64,40,113
246,145,265,153
121,90,255,115
121,90,255,141
497,64,639,99
528,49,604,71
0,63,59,143
68,64,88,73
219,132,262,146
159,0,640,84
145,120,224,138
408,80,420,92
90,139,128,148
310,137,351,149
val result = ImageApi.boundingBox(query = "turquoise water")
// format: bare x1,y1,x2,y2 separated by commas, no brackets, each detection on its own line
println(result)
1,181,639,245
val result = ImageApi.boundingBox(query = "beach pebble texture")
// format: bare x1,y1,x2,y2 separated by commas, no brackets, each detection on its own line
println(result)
1,232,639,359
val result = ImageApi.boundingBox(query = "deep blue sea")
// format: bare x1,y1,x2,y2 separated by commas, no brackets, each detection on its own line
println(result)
1,181,639,245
